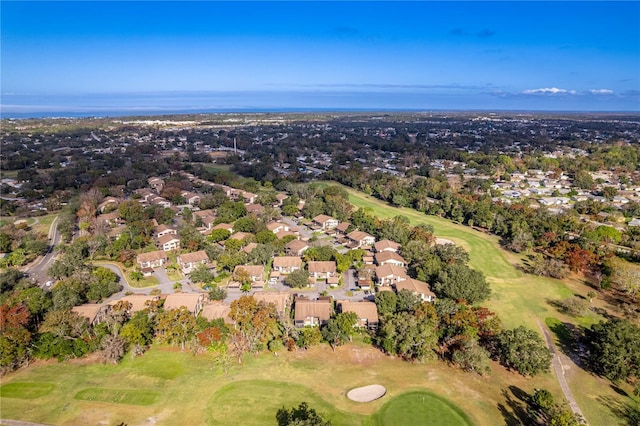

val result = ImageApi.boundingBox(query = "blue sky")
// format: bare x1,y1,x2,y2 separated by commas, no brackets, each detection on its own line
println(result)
1,1,639,114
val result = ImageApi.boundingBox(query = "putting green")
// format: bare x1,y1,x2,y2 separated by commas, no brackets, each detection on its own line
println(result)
374,391,473,426
0,382,55,399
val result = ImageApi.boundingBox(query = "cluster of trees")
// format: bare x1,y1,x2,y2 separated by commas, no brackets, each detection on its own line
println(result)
374,291,551,376
0,221,49,268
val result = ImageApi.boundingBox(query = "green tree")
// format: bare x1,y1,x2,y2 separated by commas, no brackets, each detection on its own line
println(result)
285,269,310,289
379,309,438,361
276,402,331,426
190,263,215,284
208,285,227,301
585,318,640,381
433,263,491,303
497,326,552,376
374,290,397,318
451,339,491,376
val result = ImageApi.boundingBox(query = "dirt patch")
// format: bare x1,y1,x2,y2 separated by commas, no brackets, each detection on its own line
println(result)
435,238,455,245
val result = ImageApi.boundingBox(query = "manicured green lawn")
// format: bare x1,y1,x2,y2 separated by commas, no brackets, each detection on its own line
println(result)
373,391,473,426
207,380,362,425
74,388,160,406
0,382,55,399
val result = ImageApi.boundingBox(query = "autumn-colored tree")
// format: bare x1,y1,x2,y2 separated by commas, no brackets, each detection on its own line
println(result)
229,296,280,357
155,307,197,350
0,303,32,371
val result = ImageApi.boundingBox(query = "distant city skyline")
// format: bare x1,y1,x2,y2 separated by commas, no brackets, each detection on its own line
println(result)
1,1,639,115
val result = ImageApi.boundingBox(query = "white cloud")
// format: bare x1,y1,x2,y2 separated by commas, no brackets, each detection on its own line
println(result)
588,89,614,95
522,87,576,95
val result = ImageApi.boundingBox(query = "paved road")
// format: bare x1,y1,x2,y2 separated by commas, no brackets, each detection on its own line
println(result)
538,321,587,424
25,215,60,287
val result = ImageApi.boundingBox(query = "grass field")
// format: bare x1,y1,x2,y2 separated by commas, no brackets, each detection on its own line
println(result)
1,183,635,425
373,391,473,426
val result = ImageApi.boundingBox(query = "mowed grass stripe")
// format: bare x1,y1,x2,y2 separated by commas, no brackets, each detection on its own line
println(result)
74,388,160,406
374,391,474,426
0,382,55,399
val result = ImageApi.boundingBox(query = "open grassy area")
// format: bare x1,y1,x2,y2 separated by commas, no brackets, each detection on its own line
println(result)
74,388,160,406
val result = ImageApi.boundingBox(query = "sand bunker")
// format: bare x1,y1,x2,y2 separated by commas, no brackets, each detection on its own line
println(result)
435,238,455,245
347,384,386,402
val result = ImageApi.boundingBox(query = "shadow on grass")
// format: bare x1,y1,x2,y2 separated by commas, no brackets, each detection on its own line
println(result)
544,317,590,369
597,395,640,426
497,386,535,426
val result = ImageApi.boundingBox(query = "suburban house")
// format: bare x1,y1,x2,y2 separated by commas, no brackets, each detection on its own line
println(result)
96,212,122,227
337,300,379,330
242,242,258,254
201,216,217,230
375,251,406,267
307,261,337,279
181,191,201,206
229,231,253,242
155,224,177,238
335,222,351,235
109,295,160,313
346,230,376,248
72,303,111,326
374,239,401,253
272,256,303,274
267,221,291,234
163,293,205,316
148,177,165,193
233,265,265,287
294,297,333,327
137,250,168,269
242,191,257,204
395,278,436,302
157,234,180,251
98,196,120,213
200,301,233,324
212,223,234,233
245,204,264,215
285,239,309,256
254,292,292,318
177,250,210,274
376,264,409,286
312,214,339,230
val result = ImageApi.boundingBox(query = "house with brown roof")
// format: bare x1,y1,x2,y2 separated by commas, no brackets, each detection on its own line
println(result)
376,264,409,286
272,256,303,274
245,204,264,215
178,250,210,274
98,196,120,213
72,303,111,326
395,278,436,302
233,265,265,287
374,239,401,253
308,261,337,279
163,293,205,316
285,239,309,256
229,231,253,242
212,223,234,233
242,242,258,254
294,297,333,327
242,191,257,204
337,300,379,330
254,292,292,318
148,177,165,193
267,221,291,234
194,209,216,220
347,230,376,248
96,211,122,227
109,295,160,313
312,214,339,230
157,234,180,251
375,251,406,267
155,224,177,238
181,191,201,206
335,222,351,235
137,250,168,269
200,301,234,324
